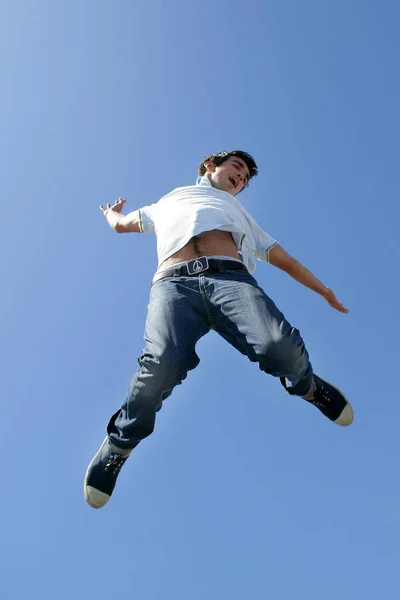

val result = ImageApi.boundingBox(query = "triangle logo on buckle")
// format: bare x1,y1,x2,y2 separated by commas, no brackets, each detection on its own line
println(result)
193,259,204,272
187,256,209,275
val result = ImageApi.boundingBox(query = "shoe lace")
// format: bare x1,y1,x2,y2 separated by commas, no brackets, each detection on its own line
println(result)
105,453,126,475
312,384,330,409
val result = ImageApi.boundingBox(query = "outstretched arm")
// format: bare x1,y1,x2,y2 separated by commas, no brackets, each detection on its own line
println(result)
99,198,142,233
268,244,349,313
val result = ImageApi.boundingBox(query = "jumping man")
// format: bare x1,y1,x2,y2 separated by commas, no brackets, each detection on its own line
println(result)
84,150,353,509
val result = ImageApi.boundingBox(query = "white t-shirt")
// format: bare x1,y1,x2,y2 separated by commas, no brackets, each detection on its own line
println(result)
139,176,277,273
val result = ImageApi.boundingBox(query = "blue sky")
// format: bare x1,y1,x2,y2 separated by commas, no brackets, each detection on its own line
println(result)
1,1,399,598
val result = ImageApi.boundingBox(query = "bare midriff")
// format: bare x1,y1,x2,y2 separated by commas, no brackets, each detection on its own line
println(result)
159,229,240,268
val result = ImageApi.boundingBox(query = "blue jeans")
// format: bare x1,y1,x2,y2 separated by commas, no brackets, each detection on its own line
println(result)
108,269,314,450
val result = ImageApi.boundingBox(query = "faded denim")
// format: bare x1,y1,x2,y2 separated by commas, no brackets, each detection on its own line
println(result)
108,269,314,450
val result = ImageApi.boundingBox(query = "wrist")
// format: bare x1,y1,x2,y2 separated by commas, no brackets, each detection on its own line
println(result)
106,211,122,227
320,286,330,297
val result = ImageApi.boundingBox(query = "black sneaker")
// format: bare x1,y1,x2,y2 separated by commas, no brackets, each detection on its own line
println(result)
306,375,354,426
84,437,131,508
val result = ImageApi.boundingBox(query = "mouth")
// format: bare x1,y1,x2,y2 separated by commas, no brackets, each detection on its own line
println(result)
228,177,238,189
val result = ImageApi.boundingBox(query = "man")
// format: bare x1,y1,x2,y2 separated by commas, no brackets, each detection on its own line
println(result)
84,150,353,509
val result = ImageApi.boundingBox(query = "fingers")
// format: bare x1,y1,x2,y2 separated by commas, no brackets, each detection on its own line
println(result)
99,204,112,212
324,290,349,313
331,303,349,313
330,299,349,313
115,197,126,207
334,304,349,314
99,198,126,214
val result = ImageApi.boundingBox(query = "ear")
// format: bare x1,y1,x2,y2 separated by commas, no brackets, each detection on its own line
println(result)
203,160,216,173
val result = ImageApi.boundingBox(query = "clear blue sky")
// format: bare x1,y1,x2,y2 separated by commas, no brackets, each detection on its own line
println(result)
1,1,399,598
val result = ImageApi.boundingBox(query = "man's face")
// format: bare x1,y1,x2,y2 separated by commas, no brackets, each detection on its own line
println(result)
205,156,251,195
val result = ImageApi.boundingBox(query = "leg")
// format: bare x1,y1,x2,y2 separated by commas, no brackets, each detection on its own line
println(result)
108,276,210,449
204,270,353,426
85,276,210,508
204,270,314,396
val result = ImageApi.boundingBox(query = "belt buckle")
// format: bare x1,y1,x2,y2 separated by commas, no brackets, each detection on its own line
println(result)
186,256,209,275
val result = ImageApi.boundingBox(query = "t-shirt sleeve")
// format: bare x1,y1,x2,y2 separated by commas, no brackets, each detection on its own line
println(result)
253,222,278,262
138,204,157,233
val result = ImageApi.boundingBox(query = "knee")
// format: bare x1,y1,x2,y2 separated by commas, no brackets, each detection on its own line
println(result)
138,348,200,383
258,328,309,375
129,350,199,416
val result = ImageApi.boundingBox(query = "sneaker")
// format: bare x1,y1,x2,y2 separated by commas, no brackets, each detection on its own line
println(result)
84,437,131,508
305,375,354,426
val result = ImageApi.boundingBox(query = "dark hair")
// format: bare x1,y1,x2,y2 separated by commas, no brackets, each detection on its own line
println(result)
198,150,258,183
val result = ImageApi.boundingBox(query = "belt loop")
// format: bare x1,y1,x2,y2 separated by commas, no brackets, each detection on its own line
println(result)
173,266,181,277
217,259,225,272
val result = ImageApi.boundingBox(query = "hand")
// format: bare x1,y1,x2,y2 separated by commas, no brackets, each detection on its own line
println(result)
323,288,349,313
99,197,126,215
